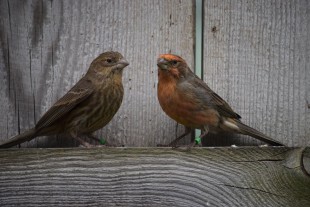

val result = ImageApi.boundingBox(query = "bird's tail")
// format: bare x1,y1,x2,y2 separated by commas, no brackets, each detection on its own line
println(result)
0,129,37,148
223,118,284,146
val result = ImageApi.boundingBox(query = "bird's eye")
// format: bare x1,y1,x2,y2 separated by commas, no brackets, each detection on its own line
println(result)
106,58,112,63
171,60,178,66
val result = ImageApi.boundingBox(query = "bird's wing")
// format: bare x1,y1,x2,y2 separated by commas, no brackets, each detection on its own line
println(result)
35,77,95,130
182,74,241,119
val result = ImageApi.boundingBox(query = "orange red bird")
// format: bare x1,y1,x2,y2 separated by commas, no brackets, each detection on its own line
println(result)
157,54,283,148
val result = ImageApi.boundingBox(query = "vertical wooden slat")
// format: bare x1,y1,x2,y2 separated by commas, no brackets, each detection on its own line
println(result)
203,0,309,146
0,0,195,147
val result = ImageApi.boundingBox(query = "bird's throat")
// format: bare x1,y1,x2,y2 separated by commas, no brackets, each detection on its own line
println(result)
158,68,180,82
157,71,177,108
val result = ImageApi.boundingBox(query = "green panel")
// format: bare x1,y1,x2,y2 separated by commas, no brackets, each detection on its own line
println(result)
195,0,203,138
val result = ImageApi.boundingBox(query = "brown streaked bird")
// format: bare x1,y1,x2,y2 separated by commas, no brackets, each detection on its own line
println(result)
157,54,284,148
0,51,129,148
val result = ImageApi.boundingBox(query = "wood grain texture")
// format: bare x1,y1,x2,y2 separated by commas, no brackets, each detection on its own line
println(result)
0,147,309,206
304,147,310,174
0,0,194,147
203,0,310,146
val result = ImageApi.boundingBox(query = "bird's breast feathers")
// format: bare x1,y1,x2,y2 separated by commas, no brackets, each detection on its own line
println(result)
158,81,220,129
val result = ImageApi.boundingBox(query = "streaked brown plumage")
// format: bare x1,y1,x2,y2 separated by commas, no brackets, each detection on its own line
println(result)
157,54,284,147
0,51,129,148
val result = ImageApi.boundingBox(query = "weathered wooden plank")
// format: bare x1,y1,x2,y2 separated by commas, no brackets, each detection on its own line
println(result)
0,147,309,206
0,0,194,147
203,0,310,146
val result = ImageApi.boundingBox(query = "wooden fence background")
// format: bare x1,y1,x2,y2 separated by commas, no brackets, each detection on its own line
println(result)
0,0,309,147
0,1,309,206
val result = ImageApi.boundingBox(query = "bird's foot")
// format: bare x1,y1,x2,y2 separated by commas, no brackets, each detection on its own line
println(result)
185,141,196,151
78,142,95,148
79,143,124,148
85,134,124,147
170,144,181,149
186,137,202,151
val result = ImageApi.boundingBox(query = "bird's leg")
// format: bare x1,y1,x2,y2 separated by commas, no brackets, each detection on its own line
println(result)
200,127,209,139
169,127,192,148
70,131,93,148
187,127,209,151
74,136,94,148
86,133,109,146
175,122,179,140
157,126,192,147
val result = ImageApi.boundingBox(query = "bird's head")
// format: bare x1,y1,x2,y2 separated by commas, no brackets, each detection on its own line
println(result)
157,54,190,80
89,51,129,76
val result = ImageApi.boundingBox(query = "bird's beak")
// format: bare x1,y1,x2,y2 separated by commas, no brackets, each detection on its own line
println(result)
117,58,129,69
157,58,168,70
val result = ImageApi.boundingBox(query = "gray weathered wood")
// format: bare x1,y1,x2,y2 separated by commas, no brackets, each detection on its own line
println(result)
0,147,309,206
0,0,194,147
203,0,310,146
